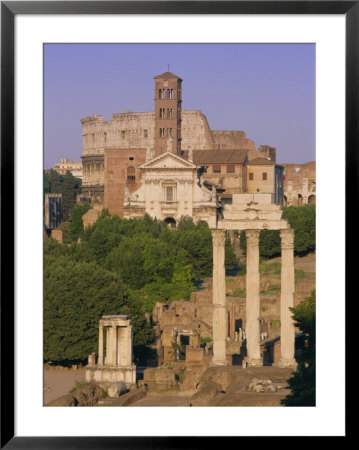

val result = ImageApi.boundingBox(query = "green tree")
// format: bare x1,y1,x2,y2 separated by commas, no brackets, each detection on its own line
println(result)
82,215,123,265
238,205,316,259
105,236,148,289
259,230,281,258
44,256,152,363
225,236,238,271
281,290,316,406
177,215,196,231
61,171,77,221
69,203,92,242
173,221,212,280
282,205,316,255
49,169,62,194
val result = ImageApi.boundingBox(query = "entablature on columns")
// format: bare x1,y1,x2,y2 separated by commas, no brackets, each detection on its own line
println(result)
215,219,289,231
100,314,131,328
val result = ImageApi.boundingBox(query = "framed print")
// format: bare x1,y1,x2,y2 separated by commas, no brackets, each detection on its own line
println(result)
1,1,354,447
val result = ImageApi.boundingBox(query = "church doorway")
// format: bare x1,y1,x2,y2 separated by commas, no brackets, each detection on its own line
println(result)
164,217,176,229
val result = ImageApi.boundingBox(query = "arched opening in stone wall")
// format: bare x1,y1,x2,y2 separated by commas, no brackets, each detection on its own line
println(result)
308,194,316,205
298,193,303,206
127,166,136,184
164,217,176,229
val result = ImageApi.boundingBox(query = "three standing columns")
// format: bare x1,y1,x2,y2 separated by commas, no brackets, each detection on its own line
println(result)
211,229,229,366
279,229,297,368
211,227,297,368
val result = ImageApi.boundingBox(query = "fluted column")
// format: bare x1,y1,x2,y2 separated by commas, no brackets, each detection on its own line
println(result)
105,327,111,366
98,321,104,366
246,230,262,366
112,326,118,367
279,229,297,368
211,229,228,366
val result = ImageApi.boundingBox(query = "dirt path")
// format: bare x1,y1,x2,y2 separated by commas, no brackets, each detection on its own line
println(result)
43,367,85,405
294,253,316,272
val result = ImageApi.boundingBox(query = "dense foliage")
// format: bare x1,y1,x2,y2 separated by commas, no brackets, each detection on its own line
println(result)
281,290,316,406
239,205,315,258
44,253,153,362
44,169,82,221
44,214,238,363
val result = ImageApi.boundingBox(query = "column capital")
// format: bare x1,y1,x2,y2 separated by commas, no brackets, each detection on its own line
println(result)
211,229,226,246
280,229,295,248
246,229,260,245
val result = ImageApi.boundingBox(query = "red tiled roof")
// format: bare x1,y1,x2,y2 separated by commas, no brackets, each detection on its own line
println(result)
154,71,182,80
247,157,275,166
184,149,248,164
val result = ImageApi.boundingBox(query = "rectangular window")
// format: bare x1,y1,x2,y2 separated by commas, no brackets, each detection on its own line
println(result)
160,128,165,138
249,172,253,180
121,130,125,139
213,165,221,174
166,187,174,202
226,165,235,173
144,129,148,138
262,172,267,180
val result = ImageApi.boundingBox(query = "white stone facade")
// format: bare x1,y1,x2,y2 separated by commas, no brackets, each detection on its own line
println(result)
123,152,218,227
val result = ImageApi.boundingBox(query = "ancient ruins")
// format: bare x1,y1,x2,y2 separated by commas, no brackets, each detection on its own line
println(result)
78,71,309,403
86,315,136,386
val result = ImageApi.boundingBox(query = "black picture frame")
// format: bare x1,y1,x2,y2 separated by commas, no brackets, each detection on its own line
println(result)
1,1,353,447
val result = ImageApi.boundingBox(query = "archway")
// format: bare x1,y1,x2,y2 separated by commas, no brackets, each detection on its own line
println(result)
298,194,303,206
164,217,176,229
308,195,316,205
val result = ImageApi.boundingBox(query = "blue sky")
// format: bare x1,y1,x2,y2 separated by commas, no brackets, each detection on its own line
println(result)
44,43,315,168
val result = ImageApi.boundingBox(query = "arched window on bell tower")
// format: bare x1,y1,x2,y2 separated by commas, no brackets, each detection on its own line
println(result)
127,166,136,183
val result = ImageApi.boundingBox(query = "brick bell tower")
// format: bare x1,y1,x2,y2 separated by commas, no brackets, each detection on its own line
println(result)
154,71,182,157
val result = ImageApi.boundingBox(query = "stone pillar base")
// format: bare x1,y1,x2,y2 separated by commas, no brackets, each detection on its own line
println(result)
246,358,263,368
277,358,297,369
210,358,229,367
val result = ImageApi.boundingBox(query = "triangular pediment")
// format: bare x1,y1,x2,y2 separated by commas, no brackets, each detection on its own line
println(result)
140,152,197,170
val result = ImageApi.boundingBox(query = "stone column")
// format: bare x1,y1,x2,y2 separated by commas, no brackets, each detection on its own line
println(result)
105,327,112,366
112,326,118,367
98,321,104,366
279,229,297,368
245,230,262,366
211,229,228,366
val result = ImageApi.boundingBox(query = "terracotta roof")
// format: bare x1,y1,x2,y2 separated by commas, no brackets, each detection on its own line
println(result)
154,71,182,80
247,157,275,166
183,149,248,164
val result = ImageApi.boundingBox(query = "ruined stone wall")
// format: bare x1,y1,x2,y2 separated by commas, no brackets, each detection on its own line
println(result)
82,112,154,158
82,155,105,187
281,161,316,206
250,145,276,162
212,130,256,152
181,111,215,150
104,148,147,217
282,161,316,187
